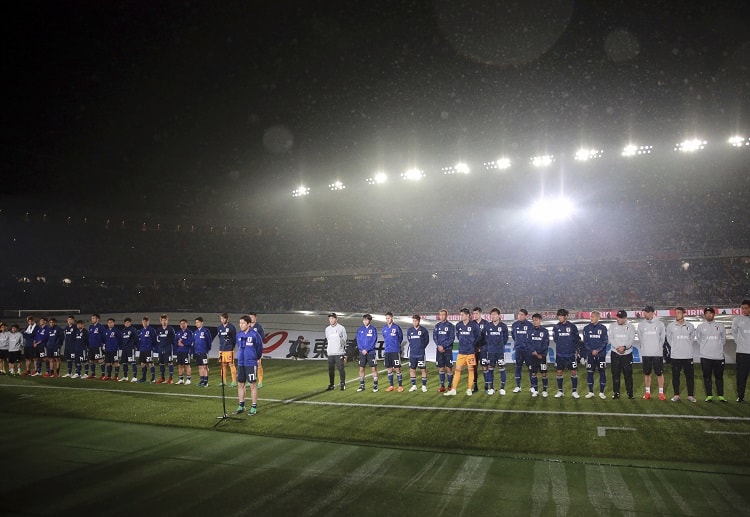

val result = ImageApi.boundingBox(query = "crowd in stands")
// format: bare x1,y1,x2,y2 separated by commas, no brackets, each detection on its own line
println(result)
1,150,748,314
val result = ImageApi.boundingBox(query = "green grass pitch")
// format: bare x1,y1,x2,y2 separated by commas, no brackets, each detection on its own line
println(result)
1,359,749,516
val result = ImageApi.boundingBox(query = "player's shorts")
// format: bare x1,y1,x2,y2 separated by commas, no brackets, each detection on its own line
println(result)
409,356,426,370
67,348,84,362
157,351,172,364
0,349,8,360
219,351,234,363
585,354,607,371
140,351,154,364
36,346,46,359
383,352,401,369
481,351,505,368
23,345,35,360
642,356,664,376
8,351,20,363
120,347,137,363
454,353,476,369
175,351,190,365
358,350,377,368
529,355,548,374
515,349,532,367
555,356,577,371
435,349,453,368
45,347,59,358
87,346,102,361
237,365,258,384
194,353,208,366
104,351,118,363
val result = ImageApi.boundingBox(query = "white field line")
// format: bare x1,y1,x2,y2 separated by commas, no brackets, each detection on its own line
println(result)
3,383,750,422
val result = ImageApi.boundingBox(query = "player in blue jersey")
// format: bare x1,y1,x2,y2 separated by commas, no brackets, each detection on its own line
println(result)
235,315,263,416
175,318,194,385
582,311,609,399
529,313,550,397
31,316,49,376
120,317,138,382
552,309,581,399
482,308,509,395
155,314,175,384
382,312,404,392
22,316,38,376
356,314,379,392
249,312,265,387
217,313,237,387
62,316,77,377
44,317,63,377
406,314,430,392
445,308,480,396
511,309,534,393
472,307,489,392
70,320,88,378
193,317,212,387
433,309,455,392
86,314,106,380
138,316,157,383
102,318,122,380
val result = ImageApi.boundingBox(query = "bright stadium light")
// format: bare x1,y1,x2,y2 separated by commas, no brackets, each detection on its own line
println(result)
328,180,346,191
574,148,603,161
401,168,425,181
529,196,574,223
674,139,706,152
291,186,310,198
484,158,511,170
441,162,470,175
728,135,749,147
366,171,388,185
531,155,554,167
621,144,653,157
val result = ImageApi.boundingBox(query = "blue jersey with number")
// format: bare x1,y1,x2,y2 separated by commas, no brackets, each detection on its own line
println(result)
406,325,429,359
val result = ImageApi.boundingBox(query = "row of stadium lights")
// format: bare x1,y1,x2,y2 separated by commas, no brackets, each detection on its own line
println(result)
291,136,749,197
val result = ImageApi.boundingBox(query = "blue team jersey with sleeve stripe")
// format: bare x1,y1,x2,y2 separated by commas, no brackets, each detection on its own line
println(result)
192,327,212,354
484,321,509,353
433,321,455,349
455,320,480,355
175,328,194,354
381,323,403,353
406,325,429,358
104,327,122,352
237,329,263,366
356,325,378,352
582,322,608,355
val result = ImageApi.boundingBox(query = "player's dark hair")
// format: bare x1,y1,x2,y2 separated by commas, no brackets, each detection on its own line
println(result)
460,308,470,315
472,307,482,313
240,315,252,325
385,311,393,317
532,313,543,320
490,307,500,315
412,314,421,321
519,309,528,316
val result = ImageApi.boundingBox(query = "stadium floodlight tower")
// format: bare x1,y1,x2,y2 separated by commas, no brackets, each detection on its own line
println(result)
366,171,388,185
728,135,749,147
441,162,470,175
484,158,511,171
531,155,554,167
291,186,310,198
529,196,575,224
328,180,346,191
401,168,425,181
674,139,706,152
621,144,653,157
574,148,603,161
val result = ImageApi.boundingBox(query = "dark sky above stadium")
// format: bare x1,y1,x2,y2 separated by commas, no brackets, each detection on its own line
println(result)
6,0,750,199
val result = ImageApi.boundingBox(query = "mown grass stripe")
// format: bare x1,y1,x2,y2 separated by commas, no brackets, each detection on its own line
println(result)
654,469,695,516
550,462,570,517
601,465,635,516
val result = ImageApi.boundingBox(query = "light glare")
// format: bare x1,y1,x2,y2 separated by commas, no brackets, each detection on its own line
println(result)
291,186,310,198
402,168,424,181
675,139,706,152
531,155,554,167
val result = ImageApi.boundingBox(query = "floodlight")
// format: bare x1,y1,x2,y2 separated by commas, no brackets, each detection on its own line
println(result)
485,158,511,170
328,180,345,191
621,144,652,157
401,168,425,181
531,155,554,167
574,148,602,161
441,163,470,175
729,135,748,147
366,172,388,185
291,186,310,198
674,139,706,152
529,196,574,223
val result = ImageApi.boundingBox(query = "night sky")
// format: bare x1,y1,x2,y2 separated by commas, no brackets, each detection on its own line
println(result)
6,0,750,202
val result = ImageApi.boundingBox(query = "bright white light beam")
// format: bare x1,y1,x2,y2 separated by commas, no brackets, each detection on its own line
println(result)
675,139,706,152
401,168,425,181
531,155,554,167
529,196,574,223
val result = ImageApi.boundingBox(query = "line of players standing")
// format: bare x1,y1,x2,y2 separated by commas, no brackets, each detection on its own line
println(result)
331,301,750,404
1,312,267,391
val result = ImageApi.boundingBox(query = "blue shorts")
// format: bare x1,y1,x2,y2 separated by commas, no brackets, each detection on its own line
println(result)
409,356,427,370
237,365,258,384
515,349,532,367
435,349,453,368
481,351,505,368
358,350,377,368
555,356,577,371
384,352,401,369
175,351,190,365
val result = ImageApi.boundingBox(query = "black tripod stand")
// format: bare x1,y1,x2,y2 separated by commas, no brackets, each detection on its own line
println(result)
214,367,242,427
